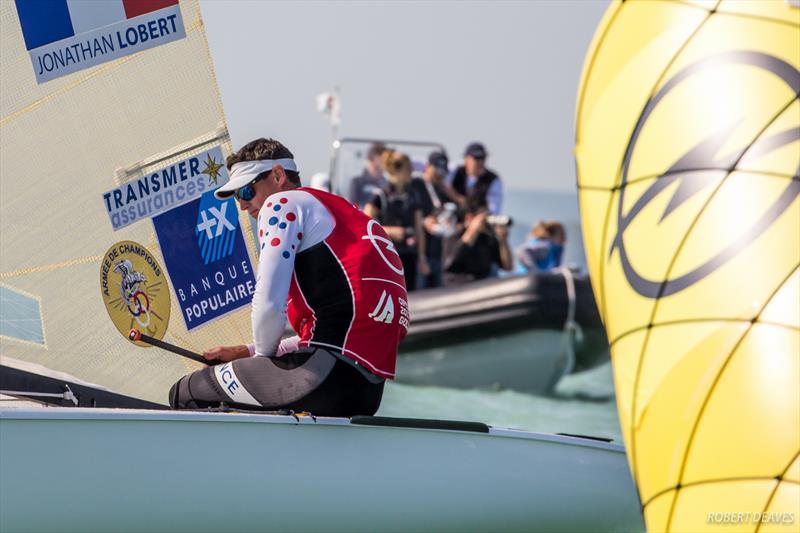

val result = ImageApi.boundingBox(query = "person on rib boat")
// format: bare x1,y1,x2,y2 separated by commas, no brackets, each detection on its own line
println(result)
448,142,504,215
364,149,428,291
169,138,408,416
515,221,566,273
410,150,457,289
349,142,388,209
442,196,513,287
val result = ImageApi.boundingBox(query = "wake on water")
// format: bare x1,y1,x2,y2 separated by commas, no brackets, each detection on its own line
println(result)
378,362,621,443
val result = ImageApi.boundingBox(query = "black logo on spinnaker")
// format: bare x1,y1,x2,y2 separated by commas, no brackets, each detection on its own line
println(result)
611,51,800,299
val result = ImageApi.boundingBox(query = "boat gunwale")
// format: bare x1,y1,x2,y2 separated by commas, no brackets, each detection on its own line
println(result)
0,406,626,453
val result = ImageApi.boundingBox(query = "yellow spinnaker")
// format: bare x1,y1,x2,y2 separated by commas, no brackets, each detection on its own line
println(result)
575,1,799,531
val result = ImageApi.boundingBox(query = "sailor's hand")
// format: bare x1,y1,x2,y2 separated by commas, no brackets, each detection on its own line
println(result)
203,345,250,363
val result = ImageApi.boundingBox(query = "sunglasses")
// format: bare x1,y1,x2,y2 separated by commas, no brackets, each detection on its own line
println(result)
234,171,271,201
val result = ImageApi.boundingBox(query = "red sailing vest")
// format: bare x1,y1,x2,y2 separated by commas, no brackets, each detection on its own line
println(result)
287,188,408,379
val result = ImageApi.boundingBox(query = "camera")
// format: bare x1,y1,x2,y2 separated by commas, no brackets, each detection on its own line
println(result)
434,203,459,237
486,215,513,227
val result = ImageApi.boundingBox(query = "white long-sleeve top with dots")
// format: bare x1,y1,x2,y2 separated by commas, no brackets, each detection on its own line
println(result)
247,189,334,357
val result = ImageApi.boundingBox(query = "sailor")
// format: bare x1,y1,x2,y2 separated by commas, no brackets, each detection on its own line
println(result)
169,138,408,416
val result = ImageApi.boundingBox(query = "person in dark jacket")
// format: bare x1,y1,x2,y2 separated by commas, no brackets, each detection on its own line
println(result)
442,197,512,287
410,150,458,289
448,142,504,215
365,150,428,291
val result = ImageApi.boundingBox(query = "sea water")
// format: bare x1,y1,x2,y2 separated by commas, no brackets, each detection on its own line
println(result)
378,363,621,442
378,188,622,443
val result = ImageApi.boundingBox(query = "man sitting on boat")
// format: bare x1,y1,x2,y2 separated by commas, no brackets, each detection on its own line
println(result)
169,138,408,416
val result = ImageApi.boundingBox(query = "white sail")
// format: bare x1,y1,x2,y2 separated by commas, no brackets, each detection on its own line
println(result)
0,0,255,403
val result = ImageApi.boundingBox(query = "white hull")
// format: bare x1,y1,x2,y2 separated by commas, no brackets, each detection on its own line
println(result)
0,407,643,532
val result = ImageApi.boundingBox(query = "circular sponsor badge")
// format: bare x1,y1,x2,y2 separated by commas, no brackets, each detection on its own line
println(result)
100,241,170,347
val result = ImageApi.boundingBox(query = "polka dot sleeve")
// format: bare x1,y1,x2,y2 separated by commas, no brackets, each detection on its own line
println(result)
250,190,333,356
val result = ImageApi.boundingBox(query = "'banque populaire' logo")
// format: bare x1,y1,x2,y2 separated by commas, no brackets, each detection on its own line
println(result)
100,240,170,346
611,51,800,299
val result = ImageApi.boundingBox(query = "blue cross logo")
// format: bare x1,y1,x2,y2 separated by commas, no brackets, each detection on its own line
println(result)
195,193,239,265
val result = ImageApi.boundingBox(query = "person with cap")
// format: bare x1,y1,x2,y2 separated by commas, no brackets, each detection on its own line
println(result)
449,142,504,215
349,142,388,209
169,138,408,416
410,150,459,289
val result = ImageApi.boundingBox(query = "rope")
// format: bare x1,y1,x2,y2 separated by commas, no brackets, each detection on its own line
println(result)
0,385,78,405
557,266,584,380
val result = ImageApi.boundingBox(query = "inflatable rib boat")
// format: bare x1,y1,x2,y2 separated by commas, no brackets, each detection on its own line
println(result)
330,139,608,394
399,271,609,393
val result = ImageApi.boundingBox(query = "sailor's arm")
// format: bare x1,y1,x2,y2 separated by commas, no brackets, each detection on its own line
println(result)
202,230,294,361
203,194,302,361
250,190,334,355
249,199,302,357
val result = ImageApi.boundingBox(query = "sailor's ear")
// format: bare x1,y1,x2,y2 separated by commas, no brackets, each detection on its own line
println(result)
272,165,286,182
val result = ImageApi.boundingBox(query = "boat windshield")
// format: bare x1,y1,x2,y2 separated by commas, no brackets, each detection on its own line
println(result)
330,138,447,199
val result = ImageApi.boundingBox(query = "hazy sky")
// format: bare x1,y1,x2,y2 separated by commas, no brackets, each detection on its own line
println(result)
201,0,610,192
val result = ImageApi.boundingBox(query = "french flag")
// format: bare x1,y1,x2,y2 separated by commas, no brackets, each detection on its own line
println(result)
14,0,185,83
16,0,179,51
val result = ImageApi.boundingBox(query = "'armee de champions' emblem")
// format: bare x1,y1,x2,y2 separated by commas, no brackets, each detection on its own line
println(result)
100,240,170,346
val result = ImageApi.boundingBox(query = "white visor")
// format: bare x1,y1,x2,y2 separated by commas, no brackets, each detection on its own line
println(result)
214,158,299,199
